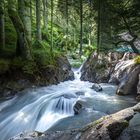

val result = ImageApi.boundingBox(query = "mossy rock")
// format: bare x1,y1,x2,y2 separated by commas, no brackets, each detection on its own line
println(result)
134,55,140,64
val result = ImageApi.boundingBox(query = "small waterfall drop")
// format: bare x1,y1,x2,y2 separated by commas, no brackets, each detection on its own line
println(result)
74,63,83,80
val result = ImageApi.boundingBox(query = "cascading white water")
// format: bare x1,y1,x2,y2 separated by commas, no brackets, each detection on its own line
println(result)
0,90,77,140
0,65,137,140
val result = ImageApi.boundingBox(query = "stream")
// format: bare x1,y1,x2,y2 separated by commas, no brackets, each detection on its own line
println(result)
0,68,137,140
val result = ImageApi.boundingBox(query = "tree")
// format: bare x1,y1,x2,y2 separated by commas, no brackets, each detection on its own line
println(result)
18,0,32,42
79,0,83,57
8,0,32,59
110,0,140,54
36,0,42,41
97,0,101,54
43,0,48,30
50,0,54,52
0,0,5,50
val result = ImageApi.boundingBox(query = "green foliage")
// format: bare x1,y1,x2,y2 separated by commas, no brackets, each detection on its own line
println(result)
83,44,96,57
71,61,82,68
33,40,63,69
5,17,17,50
11,56,37,75
134,55,140,64
22,60,37,75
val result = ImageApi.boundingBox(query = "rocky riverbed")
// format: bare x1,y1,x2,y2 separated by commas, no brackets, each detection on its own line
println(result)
10,103,140,140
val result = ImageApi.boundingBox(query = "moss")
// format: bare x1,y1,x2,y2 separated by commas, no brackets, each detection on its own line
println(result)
121,120,129,127
134,55,140,64
80,118,104,133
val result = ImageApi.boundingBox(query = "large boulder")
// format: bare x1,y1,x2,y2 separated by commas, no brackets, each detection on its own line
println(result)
55,55,74,81
109,60,140,95
80,53,111,83
109,60,136,84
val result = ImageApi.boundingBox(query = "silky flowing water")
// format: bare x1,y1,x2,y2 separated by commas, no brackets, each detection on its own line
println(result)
0,68,137,140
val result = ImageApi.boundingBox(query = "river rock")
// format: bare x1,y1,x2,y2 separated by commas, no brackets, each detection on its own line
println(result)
80,53,111,83
117,113,140,140
136,95,140,102
75,91,85,96
61,93,77,99
91,83,102,92
9,131,44,140
73,101,82,115
109,60,135,84
137,74,140,94
115,61,140,95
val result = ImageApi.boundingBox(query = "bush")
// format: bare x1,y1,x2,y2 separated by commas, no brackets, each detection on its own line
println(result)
33,43,63,69
22,60,37,75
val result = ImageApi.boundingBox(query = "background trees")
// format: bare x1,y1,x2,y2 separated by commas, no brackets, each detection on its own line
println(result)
0,0,139,62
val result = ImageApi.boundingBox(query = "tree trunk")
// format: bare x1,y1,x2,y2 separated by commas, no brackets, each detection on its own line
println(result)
30,0,33,26
18,0,32,42
43,0,48,30
8,0,32,59
0,0,5,50
88,0,92,46
36,0,42,41
79,0,83,57
97,0,101,54
50,0,53,53
65,0,68,50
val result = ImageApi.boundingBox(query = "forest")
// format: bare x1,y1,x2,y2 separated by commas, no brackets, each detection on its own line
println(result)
0,0,140,140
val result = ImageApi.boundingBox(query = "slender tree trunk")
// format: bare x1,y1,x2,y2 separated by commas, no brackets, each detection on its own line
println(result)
43,0,48,30
79,0,83,57
0,0,5,50
18,0,32,42
30,0,32,25
88,0,92,46
97,0,101,54
36,0,42,41
50,0,53,53
8,0,32,59
65,0,68,50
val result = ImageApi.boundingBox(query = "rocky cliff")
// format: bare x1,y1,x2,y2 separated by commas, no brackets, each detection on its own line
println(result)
0,55,74,98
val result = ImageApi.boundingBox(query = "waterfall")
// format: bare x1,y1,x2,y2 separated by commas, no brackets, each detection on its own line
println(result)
35,96,76,131
0,92,77,140
74,63,84,80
